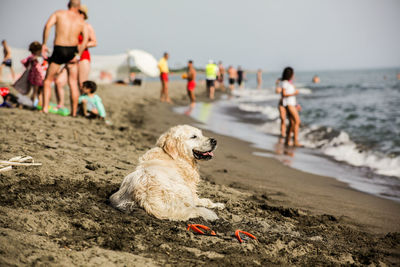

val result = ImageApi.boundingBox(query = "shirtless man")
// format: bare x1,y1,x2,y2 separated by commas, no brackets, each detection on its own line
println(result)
0,40,16,82
227,65,237,93
42,0,88,116
186,60,196,108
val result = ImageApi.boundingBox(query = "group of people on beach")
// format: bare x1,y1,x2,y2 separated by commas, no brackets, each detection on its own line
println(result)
157,53,251,110
1,0,105,120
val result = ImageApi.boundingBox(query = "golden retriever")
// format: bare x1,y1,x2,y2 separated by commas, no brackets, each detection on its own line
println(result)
110,125,225,221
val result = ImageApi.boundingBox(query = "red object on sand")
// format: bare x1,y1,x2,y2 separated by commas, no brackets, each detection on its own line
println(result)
235,230,257,243
187,224,216,236
0,87,9,97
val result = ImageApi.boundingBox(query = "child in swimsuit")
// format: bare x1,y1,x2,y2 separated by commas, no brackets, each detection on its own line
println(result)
78,80,106,119
21,41,47,107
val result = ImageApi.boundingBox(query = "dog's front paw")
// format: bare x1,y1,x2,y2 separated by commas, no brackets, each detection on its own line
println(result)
213,202,225,210
197,207,219,221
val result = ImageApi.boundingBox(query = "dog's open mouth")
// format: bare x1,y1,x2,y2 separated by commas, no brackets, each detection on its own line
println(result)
193,149,214,160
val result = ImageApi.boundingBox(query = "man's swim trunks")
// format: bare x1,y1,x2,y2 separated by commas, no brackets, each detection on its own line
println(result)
229,78,235,85
206,79,215,88
187,80,196,91
49,46,78,65
1,59,12,67
160,72,168,82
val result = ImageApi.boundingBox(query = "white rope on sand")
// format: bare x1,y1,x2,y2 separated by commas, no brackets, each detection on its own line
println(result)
0,156,42,172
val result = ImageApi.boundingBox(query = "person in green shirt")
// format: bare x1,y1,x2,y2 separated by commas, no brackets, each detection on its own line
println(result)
78,80,106,119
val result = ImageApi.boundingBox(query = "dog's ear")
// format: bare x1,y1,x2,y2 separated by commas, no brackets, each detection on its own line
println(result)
156,132,178,159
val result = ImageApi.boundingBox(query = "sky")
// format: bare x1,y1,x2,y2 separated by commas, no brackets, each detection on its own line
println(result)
1,0,399,71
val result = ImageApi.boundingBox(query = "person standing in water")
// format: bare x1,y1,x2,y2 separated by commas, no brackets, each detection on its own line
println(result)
281,67,301,147
0,40,16,82
275,78,286,138
257,69,262,89
237,66,245,89
227,65,236,93
158,52,171,103
217,61,225,91
41,0,88,116
205,60,218,99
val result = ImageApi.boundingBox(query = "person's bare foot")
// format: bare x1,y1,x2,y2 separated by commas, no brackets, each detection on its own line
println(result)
293,142,303,147
165,98,173,104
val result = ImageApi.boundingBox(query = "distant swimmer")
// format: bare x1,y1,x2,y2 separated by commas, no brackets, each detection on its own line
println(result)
158,52,171,103
42,0,88,116
205,60,218,99
0,40,16,82
217,61,225,91
237,66,245,89
227,65,237,93
312,75,320,84
257,69,262,89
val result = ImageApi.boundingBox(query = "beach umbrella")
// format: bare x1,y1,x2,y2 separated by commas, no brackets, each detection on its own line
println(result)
128,49,160,77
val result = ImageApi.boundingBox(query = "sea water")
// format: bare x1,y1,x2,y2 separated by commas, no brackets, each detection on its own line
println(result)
174,68,400,202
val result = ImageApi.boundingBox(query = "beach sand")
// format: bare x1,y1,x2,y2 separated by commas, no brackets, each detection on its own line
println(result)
1,81,399,266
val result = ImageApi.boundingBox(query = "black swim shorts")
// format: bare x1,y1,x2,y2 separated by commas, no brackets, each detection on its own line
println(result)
2,59,12,67
229,78,235,85
206,79,215,88
49,45,78,65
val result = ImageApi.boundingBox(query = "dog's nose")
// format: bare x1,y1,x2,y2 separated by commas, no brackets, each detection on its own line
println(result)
210,138,217,146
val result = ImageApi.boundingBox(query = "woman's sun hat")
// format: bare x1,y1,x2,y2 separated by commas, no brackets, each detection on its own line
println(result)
79,5,88,20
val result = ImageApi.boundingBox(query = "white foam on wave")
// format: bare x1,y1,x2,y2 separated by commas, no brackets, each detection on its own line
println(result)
255,114,400,179
238,103,279,120
299,126,400,178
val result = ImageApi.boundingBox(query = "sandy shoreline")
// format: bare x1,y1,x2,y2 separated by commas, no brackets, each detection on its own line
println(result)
1,81,399,265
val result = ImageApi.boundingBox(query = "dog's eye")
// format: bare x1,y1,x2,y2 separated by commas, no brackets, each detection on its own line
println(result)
191,135,197,139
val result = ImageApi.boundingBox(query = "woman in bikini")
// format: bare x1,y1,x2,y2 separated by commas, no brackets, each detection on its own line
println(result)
281,67,301,147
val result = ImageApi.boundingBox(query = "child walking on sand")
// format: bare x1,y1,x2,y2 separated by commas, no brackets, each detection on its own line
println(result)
281,67,301,147
78,80,106,119
20,41,46,107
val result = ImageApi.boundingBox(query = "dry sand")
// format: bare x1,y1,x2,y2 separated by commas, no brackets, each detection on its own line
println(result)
0,81,399,266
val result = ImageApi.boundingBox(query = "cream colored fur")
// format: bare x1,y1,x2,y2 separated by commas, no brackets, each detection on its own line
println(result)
110,125,224,221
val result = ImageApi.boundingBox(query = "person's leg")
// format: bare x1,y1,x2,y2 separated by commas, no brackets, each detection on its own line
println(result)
43,62,62,113
164,81,171,103
209,82,215,99
160,80,165,102
66,63,80,117
287,105,301,146
0,64,4,82
55,68,67,108
31,85,38,101
10,66,15,81
78,59,90,92
188,90,196,107
279,105,287,137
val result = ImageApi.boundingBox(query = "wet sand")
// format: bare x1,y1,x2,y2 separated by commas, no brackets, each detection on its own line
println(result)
0,81,399,266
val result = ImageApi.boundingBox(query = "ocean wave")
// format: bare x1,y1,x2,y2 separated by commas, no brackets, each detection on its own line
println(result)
300,126,400,178
256,121,400,178
238,103,279,120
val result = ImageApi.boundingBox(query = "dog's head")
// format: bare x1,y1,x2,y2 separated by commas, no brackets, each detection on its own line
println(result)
156,125,217,162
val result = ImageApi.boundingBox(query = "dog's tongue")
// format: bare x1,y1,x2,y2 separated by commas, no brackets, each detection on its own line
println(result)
202,151,214,156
